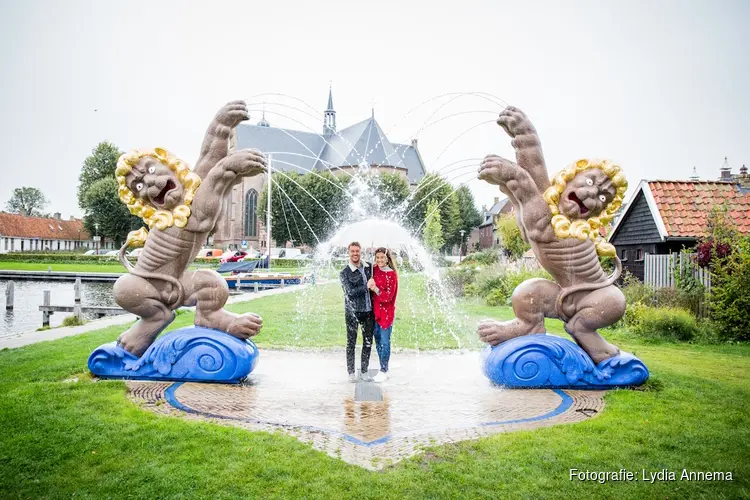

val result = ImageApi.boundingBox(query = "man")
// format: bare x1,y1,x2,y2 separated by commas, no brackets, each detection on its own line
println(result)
340,241,375,382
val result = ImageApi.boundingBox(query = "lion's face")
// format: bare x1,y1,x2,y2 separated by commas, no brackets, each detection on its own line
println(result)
125,157,185,211
558,168,616,220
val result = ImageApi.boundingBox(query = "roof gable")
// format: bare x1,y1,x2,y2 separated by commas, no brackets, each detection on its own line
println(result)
0,212,89,240
649,180,750,237
609,180,750,242
236,115,427,184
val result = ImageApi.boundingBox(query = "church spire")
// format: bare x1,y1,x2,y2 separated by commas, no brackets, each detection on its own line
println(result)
323,83,336,135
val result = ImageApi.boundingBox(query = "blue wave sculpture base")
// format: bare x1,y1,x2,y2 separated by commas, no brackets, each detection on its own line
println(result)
482,334,648,389
88,326,260,384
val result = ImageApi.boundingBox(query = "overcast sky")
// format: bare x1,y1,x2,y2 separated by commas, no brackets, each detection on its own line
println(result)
1,0,748,219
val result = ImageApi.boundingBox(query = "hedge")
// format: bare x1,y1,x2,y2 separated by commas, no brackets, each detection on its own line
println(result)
0,253,115,263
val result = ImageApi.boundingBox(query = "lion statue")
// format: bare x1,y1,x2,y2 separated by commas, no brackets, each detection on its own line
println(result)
113,100,266,357
477,106,627,364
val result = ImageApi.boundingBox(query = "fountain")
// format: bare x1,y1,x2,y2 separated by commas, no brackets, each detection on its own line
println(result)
102,92,644,468
476,105,649,389
88,101,265,383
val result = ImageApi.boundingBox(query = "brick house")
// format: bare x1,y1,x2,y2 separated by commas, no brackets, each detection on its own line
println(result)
0,212,95,253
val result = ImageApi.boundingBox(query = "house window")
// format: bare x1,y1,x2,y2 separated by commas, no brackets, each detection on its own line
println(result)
244,189,258,237
3,238,7,251
636,248,644,261
620,249,628,261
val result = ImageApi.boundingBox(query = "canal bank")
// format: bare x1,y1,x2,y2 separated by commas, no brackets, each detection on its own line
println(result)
0,270,122,282
0,283,314,350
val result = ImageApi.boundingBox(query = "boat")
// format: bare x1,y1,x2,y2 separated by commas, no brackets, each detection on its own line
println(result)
224,272,304,290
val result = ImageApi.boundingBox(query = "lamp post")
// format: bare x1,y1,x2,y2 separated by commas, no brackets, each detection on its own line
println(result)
95,223,99,254
460,229,466,264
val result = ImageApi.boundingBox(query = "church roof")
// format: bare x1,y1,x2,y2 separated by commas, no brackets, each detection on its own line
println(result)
235,116,426,184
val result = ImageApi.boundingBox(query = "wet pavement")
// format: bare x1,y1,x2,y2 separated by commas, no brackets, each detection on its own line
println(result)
129,349,605,469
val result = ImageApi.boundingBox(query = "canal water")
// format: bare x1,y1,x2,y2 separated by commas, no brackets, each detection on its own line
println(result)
1,280,116,338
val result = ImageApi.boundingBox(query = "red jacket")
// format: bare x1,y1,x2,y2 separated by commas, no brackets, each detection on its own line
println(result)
372,266,398,329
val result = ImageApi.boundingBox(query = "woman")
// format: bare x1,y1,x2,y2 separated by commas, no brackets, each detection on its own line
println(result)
367,247,399,382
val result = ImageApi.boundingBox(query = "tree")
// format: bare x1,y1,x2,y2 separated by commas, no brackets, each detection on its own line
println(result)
496,213,530,259
77,141,122,208
83,178,142,246
258,171,349,247
77,141,142,245
423,199,444,253
5,187,48,216
455,185,482,253
361,172,410,216
406,173,461,251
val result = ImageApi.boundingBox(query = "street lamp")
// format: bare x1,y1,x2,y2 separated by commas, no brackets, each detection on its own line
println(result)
94,223,100,254
460,229,466,263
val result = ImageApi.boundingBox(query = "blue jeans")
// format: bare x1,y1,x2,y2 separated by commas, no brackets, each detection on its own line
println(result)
373,323,393,372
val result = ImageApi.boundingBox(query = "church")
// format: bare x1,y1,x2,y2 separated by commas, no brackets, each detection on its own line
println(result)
213,88,428,251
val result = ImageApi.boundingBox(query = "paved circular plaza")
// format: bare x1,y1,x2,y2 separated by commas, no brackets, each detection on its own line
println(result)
128,349,606,470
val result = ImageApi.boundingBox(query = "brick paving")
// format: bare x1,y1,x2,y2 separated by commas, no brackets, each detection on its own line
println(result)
128,349,605,470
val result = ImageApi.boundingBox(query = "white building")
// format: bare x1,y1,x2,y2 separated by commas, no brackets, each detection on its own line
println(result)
0,212,97,253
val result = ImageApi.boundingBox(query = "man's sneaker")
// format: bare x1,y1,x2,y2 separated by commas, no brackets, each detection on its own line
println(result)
348,373,357,383
373,370,388,383
360,371,373,382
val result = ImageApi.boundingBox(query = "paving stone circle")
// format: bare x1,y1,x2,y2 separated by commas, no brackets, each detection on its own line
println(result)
128,349,606,470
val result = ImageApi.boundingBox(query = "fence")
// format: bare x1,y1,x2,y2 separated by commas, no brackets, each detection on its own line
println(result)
643,252,711,291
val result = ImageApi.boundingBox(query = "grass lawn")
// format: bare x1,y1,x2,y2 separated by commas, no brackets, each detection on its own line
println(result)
0,260,309,275
0,261,128,273
1,274,748,498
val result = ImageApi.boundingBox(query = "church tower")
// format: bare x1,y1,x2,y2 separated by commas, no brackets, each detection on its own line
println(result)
323,84,336,136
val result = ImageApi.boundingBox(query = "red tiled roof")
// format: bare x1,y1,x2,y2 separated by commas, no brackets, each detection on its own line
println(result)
648,181,750,237
0,212,90,240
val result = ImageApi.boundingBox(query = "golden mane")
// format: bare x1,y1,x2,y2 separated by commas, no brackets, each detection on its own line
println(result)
115,147,201,247
542,158,627,257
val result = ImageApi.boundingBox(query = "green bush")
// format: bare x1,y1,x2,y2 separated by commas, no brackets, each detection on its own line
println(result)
443,266,479,296
476,274,506,298
619,271,654,305
619,270,706,319
628,305,698,342
61,315,85,327
709,235,750,341
495,214,530,259
463,283,480,297
485,288,509,306
461,249,499,266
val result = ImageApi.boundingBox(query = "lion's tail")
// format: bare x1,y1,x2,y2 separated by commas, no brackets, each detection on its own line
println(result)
555,256,622,322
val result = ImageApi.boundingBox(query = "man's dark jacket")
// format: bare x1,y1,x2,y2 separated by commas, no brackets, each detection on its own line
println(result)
340,262,372,313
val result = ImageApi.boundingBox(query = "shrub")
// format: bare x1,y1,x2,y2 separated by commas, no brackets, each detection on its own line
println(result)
461,249,499,266
709,235,750,341
495,214,529,259
619,271,654,305
476,274,507,298
443,266,479,296
463,283,480,297
628,305,698,342
619,270,705,318
62,315,85,327
485,288,509,307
